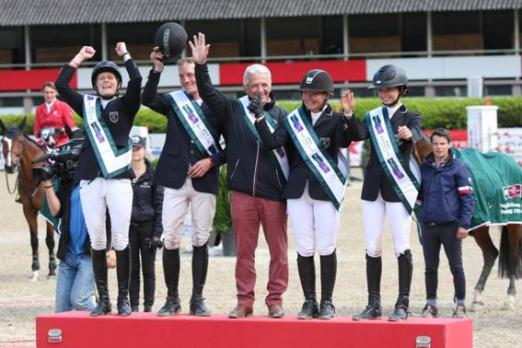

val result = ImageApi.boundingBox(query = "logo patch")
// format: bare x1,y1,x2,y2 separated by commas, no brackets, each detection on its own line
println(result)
109,111,119,123
503,184,521,199
320,137,331,148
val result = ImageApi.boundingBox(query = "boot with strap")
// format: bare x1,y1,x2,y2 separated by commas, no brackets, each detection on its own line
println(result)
353,254,383,321
389,249,413,322
190,243,211,316
297,254,319,319
319,250,337,320
158,248,181,316
90,249,112,316
116,246,132,316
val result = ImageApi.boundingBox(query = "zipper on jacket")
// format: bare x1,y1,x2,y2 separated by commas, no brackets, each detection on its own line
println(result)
230,158,240,179
252,141,260,196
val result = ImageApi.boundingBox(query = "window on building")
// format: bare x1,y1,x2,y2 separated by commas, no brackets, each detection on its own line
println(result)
108,22,161,61
0,27,25,65
484,11,513,50
32,25,101,64
0,97,23,107
349,14,401,55
434,85,468,97
432,12,482,51
185,20,251,59
266,17,321,56
484,85,512,96
321,16,343,55
402,13,427,53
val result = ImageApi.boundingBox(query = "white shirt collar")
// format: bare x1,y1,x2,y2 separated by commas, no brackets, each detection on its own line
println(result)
386,102,402,119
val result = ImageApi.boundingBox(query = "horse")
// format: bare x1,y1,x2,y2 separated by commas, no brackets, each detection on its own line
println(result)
413,134,522,311
0,117,57,281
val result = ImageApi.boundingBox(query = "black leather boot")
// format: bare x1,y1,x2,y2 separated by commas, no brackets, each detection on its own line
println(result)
297,254,319,319
158,248,181,316
319,251,337,320
353,255,382,321
90,249,112,317
389,250,413,322
190,243,211,316
116,247,132,316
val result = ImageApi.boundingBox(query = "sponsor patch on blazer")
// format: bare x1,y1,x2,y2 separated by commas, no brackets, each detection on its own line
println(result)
320,137,331,148
109,111,119,123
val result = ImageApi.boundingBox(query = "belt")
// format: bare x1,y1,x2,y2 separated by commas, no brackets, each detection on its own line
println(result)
427,220,457,227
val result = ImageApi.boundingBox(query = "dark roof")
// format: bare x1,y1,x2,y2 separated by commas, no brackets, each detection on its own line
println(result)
1,0,522,26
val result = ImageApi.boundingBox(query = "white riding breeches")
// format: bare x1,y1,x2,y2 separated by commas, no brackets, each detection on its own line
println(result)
287,184,340,257
361,193,412,258
162,177,216,250
80,178,133,251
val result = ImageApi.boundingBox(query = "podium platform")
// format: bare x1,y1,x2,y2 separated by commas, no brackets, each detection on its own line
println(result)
36,312,472,348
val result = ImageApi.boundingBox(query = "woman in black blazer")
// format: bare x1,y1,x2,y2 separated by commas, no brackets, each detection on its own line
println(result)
343,65,422,322
255,69,351,320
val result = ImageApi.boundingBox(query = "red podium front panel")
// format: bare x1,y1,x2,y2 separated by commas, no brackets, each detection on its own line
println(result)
36,312,472,348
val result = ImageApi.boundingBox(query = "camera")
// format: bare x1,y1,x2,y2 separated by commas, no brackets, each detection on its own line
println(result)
32,135,83,183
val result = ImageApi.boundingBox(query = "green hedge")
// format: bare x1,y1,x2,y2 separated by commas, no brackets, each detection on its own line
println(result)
2,97,521,132
279,97,522,129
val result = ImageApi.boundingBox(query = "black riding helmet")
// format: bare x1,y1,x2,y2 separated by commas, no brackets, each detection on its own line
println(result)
299,69,334,95
154,22,188,59
91,61,122,94
369,64,408,95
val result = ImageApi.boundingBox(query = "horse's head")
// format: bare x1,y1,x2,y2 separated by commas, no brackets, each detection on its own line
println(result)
39,127,64,148
412,130,433,165
0,117,26,174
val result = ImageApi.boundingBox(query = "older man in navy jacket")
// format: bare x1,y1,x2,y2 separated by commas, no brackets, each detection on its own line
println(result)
418,128,474,318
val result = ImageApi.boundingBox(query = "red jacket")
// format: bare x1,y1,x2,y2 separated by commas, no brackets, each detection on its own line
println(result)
34,99,76,146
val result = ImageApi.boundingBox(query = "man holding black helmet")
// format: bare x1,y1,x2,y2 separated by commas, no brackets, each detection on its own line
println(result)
142,23,223,317
191,33,289,319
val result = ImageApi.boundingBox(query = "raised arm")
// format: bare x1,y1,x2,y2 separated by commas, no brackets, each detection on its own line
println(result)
116,42,142,117
141,48,170,116
340,88,369,141
191,33,230,121
55,46,96,116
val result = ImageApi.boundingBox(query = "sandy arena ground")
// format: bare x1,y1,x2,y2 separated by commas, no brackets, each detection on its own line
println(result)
0,169,520,347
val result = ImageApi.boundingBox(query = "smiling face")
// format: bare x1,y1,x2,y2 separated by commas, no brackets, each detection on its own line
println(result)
431,134,451,162
42,86,57,104
377,87,401,106
179,61,198,98
96,72,119,98
132,145,145,162
302,91,328,113
245,72,272,104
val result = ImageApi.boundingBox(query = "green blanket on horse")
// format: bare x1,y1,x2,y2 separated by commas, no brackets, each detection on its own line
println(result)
454,148,522,230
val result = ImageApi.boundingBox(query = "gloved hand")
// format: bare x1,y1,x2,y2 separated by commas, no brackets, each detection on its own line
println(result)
247,94,264,118
150,236,163,249
71,128,85,139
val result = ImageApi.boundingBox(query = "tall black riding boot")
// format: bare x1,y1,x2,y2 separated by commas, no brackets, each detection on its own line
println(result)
389,250,413,321
353,254,382,321
297,254,318,319
90,249,112,317
158,248,181,316
116,246,132,316
319,250,337,320
190,243,211,316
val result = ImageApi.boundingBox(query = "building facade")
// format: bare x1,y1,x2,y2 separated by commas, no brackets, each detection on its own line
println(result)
1,0,521,113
